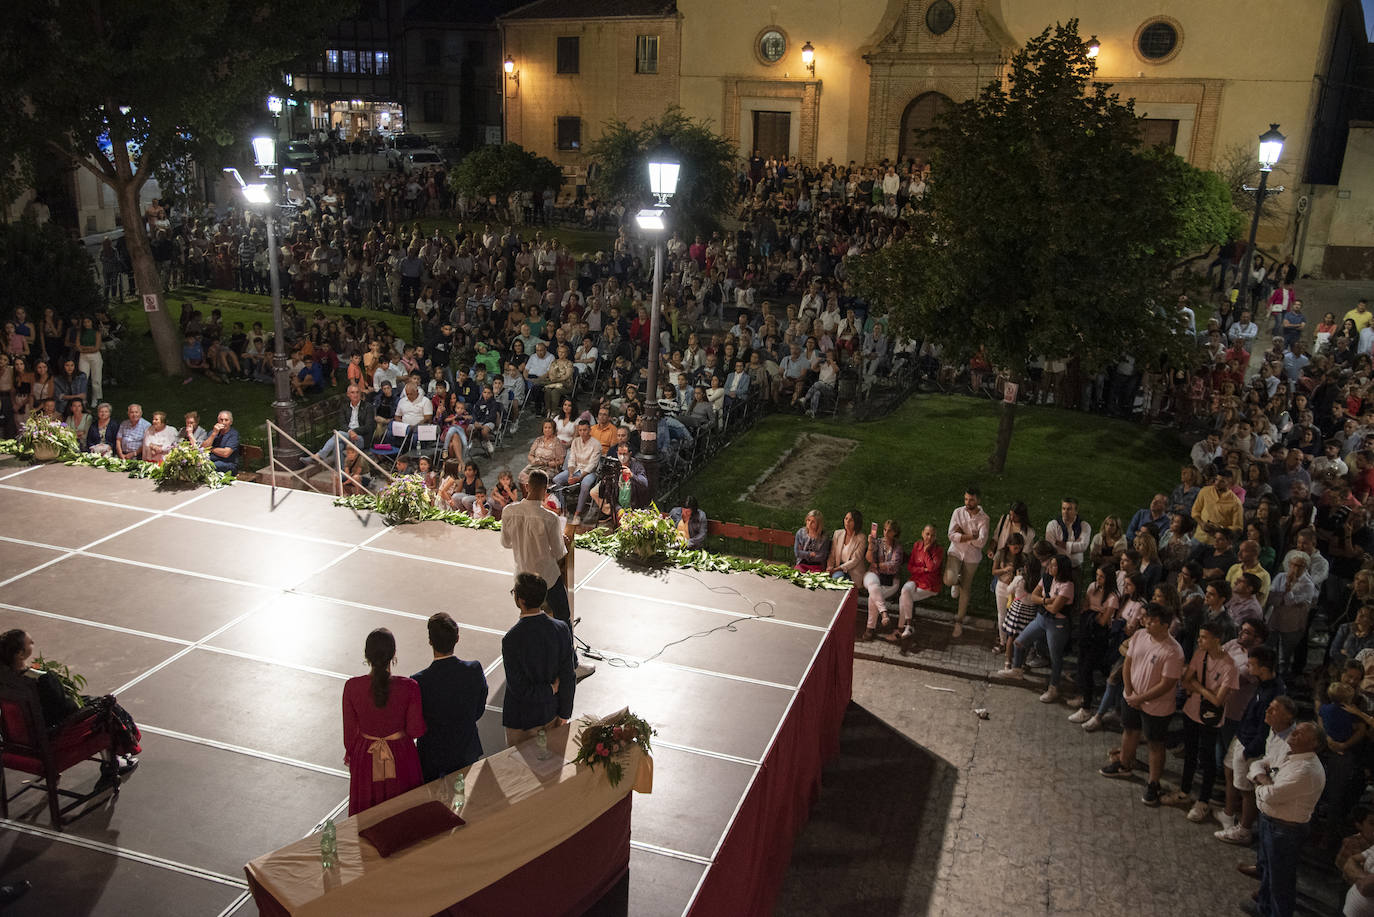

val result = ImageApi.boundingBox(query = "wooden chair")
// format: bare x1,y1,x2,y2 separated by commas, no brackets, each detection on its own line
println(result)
0,669,119,827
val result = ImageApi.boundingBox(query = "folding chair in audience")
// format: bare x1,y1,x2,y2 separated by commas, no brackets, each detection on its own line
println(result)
415,423,441,464
369,420,411,469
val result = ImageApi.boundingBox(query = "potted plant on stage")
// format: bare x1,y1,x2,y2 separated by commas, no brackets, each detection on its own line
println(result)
20,413,82,462
613,506,683,564
374,473,436,524
151,440,232,488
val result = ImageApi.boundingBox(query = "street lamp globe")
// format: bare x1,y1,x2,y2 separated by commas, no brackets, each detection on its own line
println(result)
251,136,277,171
504,56,515,74
1257,123,1285,172
647,141,680,205
1086,37,1100,59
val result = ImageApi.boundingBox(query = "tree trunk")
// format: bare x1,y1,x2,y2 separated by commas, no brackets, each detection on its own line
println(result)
988,371,1023,474
115,182,183,375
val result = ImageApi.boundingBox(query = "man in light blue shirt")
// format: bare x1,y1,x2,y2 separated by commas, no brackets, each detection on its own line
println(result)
115,403,151,461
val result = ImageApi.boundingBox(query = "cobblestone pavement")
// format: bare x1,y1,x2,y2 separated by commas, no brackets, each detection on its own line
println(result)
775,660,1344,917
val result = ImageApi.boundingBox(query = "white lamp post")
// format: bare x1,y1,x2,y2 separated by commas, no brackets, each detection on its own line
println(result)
636,141,680,492
1237,123,1286,317
226,131,300,465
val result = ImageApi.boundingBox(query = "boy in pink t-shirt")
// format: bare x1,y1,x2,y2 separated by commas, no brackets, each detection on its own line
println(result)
1100,604,1185,806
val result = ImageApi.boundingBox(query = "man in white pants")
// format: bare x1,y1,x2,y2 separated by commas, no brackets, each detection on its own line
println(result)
945,488,989,638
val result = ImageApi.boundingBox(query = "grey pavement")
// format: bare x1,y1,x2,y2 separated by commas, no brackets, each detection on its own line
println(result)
775,660,1344,917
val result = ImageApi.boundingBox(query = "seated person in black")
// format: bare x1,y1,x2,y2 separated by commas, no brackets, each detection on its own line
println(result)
411,613,489,782
1,628,140,786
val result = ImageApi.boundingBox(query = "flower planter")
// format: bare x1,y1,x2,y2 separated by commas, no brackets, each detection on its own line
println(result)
32,442,61,463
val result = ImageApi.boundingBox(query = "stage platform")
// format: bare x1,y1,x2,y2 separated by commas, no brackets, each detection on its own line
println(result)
0,460,852,916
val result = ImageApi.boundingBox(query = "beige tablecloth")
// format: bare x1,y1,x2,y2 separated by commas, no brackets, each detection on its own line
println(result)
246,721,651,917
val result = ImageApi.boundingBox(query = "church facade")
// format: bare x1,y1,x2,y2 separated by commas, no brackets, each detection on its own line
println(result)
501,0,1370,259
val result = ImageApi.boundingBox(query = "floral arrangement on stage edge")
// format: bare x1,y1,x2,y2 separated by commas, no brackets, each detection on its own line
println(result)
66,452,153,477
19,413,82,460
333,492,847,590
572,711,655,788
612,505,682,562
32,654,87,710
149,440,234,488
374,473,437,523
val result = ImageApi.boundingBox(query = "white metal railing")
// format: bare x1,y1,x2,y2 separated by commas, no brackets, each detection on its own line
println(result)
263,422,394,501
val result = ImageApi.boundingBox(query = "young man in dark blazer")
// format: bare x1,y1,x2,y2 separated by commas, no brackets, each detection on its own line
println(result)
412,612,488,782
501,573,576,748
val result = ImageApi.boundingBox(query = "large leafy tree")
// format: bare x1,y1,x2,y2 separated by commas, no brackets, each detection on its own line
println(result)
0,218,101,322
853,21,1231,472
0,0,345,375
585,106,736,238
449,143,562,202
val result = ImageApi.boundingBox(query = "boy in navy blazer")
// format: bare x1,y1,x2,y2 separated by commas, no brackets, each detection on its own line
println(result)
501,573,576,748
412,613,489,781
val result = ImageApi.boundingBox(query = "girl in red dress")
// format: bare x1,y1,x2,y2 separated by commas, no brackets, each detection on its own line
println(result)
342,629,427,815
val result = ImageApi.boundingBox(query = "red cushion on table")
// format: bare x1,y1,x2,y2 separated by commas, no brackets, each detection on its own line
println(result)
358,801,465,858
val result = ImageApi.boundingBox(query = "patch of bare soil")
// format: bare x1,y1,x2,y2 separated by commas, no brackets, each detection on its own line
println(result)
745,433,859,508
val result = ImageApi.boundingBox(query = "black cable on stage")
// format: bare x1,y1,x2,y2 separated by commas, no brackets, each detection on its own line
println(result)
579,571,777,669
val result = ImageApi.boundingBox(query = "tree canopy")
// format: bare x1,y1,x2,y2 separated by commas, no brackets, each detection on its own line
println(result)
852,20,1231,470
0,0,345,374
585,106,736,237
0,218,101,322
448,143,563,201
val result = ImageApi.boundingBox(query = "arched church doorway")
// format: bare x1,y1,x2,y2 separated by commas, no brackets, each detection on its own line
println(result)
898,92,954,167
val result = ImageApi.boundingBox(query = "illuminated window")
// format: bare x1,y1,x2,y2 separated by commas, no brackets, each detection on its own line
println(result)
375,51,390,74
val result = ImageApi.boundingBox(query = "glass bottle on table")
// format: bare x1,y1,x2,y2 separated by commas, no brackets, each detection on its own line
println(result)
320,818,337,869
536,726,551,760
452,772,466,811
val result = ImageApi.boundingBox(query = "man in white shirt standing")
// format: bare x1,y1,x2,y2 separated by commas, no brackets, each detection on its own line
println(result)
1245,720,1326,917
500,470,593,679
945,487,989,638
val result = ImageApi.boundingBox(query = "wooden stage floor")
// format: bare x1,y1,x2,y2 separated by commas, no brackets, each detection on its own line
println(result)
0,460,848,916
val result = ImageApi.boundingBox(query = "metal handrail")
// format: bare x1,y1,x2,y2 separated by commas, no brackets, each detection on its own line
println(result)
322,430,395,494
263,423,395,501
264,420,327,499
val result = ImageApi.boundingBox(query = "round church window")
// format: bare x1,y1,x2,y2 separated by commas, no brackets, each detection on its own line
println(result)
925,0,956,36
1135,18,1182,63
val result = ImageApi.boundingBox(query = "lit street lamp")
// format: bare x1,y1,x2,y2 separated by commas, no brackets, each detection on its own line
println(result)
635,140,680,494
224,131,299,467
1236,123,1285,318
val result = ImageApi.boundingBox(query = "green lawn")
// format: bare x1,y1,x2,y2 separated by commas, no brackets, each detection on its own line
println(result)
678,395,1190,617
